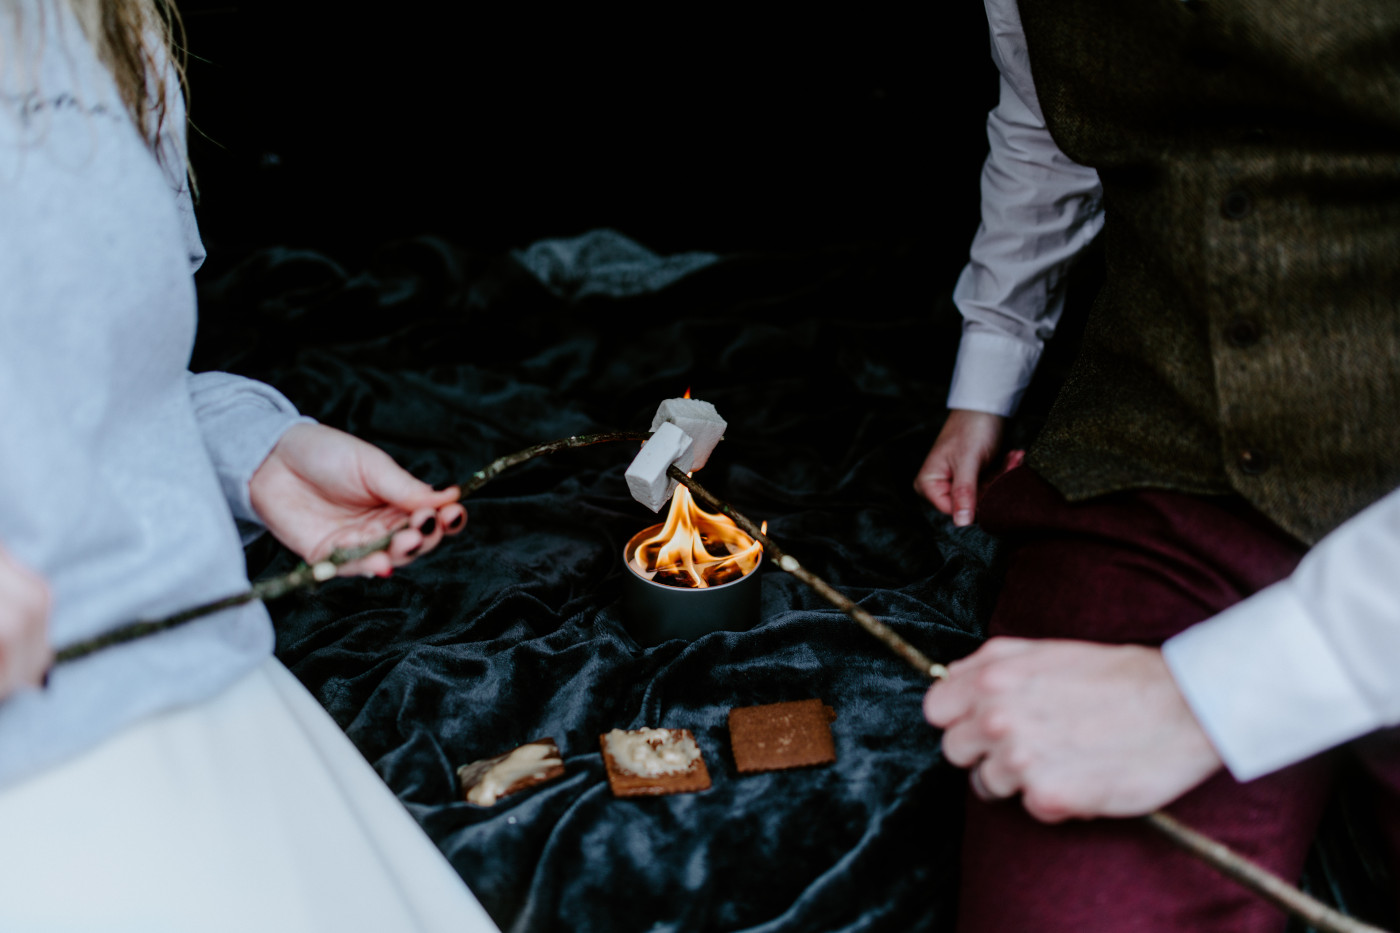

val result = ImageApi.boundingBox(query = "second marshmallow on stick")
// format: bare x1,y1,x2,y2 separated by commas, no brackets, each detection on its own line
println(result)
624,398,728,512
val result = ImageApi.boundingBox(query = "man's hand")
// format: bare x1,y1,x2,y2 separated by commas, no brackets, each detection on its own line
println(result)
923,637,1223,822
0,544,52,698
250,423,467,577
914,409,1021,526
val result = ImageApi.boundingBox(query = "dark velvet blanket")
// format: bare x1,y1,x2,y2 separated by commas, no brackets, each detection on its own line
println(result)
192,232,1396,932
193,236,1001,932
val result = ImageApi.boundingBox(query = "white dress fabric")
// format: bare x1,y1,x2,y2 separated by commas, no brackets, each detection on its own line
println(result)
0,657,499,933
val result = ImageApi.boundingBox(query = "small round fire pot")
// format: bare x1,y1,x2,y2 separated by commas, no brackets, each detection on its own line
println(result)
621,524,763,646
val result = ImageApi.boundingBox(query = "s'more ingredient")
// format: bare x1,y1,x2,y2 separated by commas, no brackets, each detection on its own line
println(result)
458,738,565,806
625,421,696,512
650,397,726,471
728,699,838,774
600,727,711,797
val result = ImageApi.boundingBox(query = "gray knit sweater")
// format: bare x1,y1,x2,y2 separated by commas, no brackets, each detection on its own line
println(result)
0,0,306,787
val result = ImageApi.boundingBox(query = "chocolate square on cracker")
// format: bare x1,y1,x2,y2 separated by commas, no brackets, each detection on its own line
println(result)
599,728,711,797
728,699,837,773
458,738,565,806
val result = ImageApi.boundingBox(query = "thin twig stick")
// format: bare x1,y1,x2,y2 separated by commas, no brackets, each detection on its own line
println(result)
53,430,649,666
666,466,947,680
1145,812,1387,933
457,431,649,496
666,464,1390,933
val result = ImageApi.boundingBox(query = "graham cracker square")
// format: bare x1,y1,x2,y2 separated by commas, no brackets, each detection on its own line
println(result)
728,699,837,774
599,728,712,797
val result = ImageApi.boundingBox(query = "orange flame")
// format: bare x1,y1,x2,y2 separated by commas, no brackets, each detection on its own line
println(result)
683,387,692,399
628,482,762,588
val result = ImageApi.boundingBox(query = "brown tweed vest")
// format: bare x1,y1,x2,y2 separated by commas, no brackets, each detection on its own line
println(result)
1017,0,1400,544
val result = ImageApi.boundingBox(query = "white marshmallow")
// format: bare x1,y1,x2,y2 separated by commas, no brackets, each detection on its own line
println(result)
649,398,727,471
625,421,695,512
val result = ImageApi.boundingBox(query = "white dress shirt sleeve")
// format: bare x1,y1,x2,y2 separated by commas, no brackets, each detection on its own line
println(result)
1164,486,1400,781
946,0,1104,417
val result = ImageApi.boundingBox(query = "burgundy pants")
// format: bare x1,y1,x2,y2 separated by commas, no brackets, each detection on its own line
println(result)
954,466,1400,933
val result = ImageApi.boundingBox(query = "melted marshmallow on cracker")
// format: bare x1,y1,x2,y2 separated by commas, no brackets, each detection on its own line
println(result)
603,727,701,777
461,742,563,806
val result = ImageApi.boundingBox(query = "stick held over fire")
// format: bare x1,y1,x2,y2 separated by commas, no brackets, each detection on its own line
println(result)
625,398,727,512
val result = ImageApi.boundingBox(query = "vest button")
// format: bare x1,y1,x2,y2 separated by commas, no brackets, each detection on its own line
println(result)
1238,448,1271,475
1221,189,1252,220
1225,318,1261,348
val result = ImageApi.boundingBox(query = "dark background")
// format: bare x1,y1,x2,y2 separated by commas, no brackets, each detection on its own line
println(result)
176,3,998,271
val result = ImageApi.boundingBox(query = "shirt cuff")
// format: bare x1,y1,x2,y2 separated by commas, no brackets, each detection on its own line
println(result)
945,328,1042,416
187,372,313,525
1162,581,1382,782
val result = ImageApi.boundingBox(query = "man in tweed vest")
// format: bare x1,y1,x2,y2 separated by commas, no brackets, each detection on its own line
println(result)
917,1,1400,929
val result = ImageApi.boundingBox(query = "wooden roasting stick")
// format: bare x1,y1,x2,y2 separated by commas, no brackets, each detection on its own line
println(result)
52,431,650,666
666,464,1390,933
48,429,1388,933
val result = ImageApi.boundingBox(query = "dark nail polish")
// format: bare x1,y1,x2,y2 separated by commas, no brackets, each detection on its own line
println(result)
406,544,422,558
447,514,466,532
41,668,51,689
418,516,437,536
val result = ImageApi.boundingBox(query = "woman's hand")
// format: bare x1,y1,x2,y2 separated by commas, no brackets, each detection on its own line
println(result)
0,544,53,698
249,423,467,577
914,409,1021,526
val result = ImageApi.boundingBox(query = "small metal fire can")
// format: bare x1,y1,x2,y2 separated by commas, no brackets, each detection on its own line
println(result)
621,524,764,646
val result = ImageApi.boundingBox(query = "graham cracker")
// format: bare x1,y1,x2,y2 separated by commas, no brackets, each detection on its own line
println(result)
728,699,837,774
458,737,565,806
599,728,712,797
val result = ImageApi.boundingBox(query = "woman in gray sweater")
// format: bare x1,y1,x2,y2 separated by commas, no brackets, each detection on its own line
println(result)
0,2,496,929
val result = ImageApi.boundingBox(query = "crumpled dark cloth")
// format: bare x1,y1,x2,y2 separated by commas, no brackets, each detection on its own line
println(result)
195,236,994,933
510,228,720,301
193,234,1395,933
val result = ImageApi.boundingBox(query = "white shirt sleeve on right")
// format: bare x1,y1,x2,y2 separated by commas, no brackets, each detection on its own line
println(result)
1163,485,1400,781
946,0,1104,417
